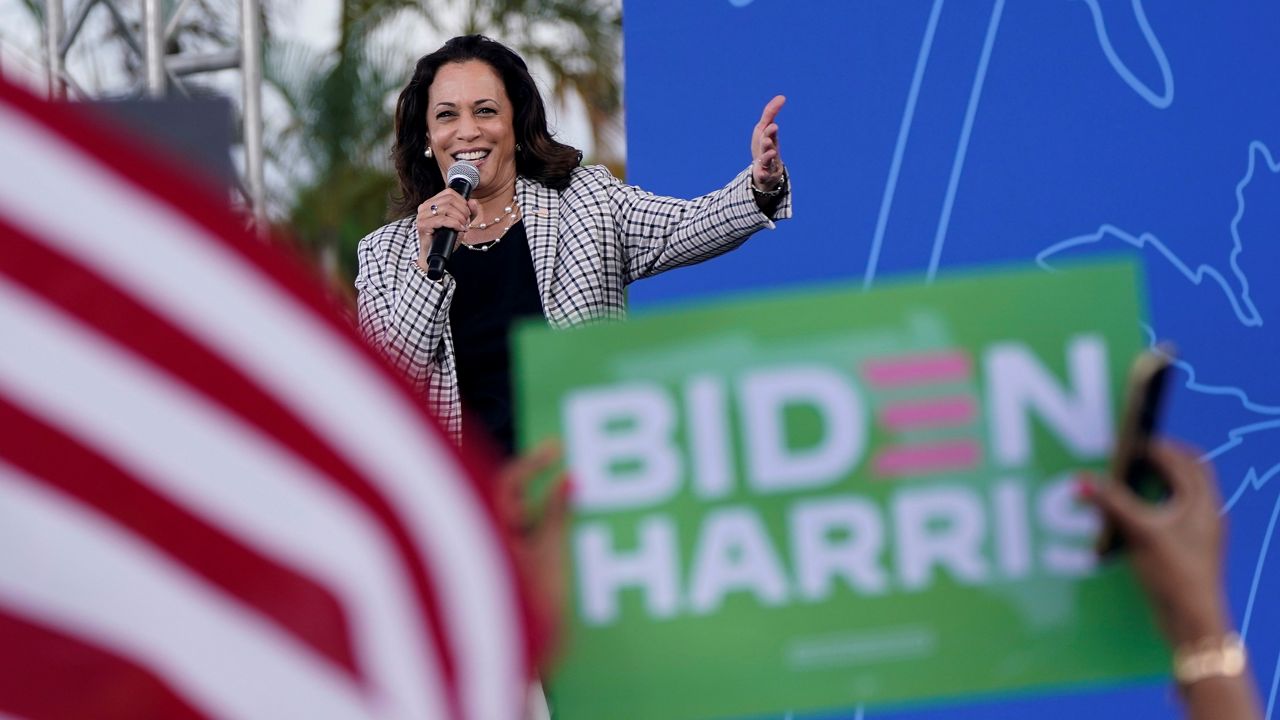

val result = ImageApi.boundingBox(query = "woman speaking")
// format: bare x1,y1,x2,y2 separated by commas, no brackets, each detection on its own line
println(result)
356,34,791,455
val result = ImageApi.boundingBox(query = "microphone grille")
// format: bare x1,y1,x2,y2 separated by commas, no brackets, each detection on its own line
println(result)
446,161,481,188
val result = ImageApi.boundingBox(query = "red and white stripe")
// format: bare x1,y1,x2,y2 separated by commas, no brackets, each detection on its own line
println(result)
0,78,531,720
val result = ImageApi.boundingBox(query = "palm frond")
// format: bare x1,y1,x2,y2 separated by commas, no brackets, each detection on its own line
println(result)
272,0,624,287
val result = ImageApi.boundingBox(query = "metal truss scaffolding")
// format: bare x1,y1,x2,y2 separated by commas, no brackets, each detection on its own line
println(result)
41,0,266,228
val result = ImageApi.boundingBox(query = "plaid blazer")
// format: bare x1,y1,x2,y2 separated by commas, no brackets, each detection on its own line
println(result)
355,163,793,440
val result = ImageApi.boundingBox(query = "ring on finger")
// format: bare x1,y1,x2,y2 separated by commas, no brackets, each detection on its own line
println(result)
429,204,439,216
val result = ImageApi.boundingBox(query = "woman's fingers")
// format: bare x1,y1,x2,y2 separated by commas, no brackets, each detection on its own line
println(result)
1086,471,1153,543
416,189,481,258
751,98,785,187
494,439,562,533
1084,439,1218,551
424,201,468,226
541,472,572,544
757,95,786,129
754,125,779,157
498,439,561,497
1148,440,1214,508
751,97,785,159
419,211,467,232
417,190,475,233
757,133,777,158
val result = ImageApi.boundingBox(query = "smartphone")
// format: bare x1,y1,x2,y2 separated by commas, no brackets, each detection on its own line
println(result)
1097,344,1175,555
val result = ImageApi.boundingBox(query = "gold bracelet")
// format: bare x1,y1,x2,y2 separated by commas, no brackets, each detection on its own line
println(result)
1173,633,1247,687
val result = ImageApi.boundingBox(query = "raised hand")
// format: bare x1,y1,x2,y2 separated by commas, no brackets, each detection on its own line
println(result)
751,94,787,191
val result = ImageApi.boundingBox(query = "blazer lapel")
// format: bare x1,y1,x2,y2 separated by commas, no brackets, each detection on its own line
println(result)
517,175,560,317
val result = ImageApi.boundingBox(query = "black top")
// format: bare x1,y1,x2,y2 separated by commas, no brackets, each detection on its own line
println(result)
448,220,544,456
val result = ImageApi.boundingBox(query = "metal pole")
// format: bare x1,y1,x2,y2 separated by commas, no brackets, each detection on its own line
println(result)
143,0,165,97
167,48,241,76
43,0,65,99
164,0,197,41
60,0,101,59
241,0,266,231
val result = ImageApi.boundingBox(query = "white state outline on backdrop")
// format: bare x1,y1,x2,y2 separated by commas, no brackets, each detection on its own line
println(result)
1035,141,1277,329
1035,138,1280,516
862,0,1174,289
1080,0,1174,109
924,0,1004,282
862,0,947,290
1038,135,1280,717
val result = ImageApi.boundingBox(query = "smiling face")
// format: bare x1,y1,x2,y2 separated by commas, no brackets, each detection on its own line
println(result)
425,60,518,201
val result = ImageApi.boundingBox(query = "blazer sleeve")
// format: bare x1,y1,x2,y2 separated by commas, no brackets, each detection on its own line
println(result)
354,220,455,392
586,164,793,284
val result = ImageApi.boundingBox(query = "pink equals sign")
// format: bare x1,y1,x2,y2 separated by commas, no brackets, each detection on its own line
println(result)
860,350,981,478
861,350,972,389
873,440,982,478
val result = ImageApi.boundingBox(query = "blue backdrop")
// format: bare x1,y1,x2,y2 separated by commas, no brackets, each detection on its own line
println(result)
621,1,1280,718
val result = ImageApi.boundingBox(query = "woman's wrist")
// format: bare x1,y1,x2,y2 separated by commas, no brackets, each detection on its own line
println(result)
751,166,787,196
1163,591,1232,647
751,167,787,216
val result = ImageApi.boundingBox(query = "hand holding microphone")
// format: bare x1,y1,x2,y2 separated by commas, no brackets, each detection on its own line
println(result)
416,161,481,281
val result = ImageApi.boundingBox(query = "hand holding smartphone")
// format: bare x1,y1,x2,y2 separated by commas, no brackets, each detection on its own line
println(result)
1097,344,1175,555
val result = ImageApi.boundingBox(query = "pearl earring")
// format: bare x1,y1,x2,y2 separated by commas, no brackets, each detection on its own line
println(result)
424,146,433,158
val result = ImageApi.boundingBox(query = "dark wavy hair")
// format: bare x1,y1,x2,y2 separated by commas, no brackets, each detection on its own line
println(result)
389,35,583,219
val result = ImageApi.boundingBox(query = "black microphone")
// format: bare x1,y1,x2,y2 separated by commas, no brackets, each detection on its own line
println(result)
425,161,481,281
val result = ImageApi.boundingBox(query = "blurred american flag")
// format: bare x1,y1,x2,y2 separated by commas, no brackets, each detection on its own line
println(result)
0,77,530,720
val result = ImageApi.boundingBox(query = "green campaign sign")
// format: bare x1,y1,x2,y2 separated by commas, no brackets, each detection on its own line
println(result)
515,260,1168,720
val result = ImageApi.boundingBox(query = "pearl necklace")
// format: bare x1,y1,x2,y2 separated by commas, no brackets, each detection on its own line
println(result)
462,194,520,252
